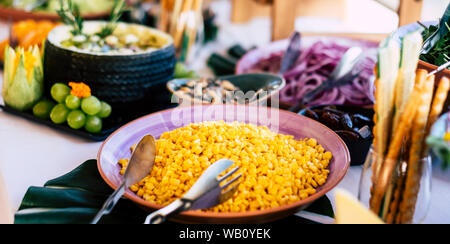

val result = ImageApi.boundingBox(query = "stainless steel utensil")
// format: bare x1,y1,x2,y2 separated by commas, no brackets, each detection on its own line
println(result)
91,135,156,224
144,159,242,224
289,47,364,112
427,60,450,77
421,3,450,55
280,32,302,75
250,79,283,103
249,32,299,103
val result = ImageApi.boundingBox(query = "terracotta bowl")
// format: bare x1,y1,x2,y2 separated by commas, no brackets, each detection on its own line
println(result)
418,60,450,83
97,105,351,224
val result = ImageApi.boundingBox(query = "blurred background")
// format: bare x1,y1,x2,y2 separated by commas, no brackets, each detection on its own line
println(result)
0,0,449,224
0,0,447,46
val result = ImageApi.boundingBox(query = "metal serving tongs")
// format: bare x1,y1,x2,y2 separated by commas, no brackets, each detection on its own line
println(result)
288,47,364,112
144,159,242,224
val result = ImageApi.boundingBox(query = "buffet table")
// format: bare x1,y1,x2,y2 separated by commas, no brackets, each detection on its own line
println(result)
1,3,450,224
2,99,450,224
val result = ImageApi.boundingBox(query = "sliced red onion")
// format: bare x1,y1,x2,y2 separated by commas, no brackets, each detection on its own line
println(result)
246,41,377,106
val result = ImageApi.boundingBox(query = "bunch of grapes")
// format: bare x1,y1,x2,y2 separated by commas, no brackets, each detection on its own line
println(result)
32,83,112,134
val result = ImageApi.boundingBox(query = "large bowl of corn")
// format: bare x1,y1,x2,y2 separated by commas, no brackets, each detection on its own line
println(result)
98,105,351,224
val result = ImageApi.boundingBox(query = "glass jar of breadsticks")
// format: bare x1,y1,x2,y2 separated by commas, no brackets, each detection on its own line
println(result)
359,147,432,224
159,0,205,63
358,68,450,224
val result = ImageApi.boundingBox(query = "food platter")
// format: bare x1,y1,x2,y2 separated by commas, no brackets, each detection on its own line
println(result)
2,0,450,226
0,103,118,141
0,17,177,141
236,36,379,108
97,104,351,224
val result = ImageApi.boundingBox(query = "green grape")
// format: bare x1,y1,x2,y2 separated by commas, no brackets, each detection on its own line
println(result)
174,62,198,78
81,96,102,116
51,83,71,103
85,115,102,134
67,110,86,130
33,100,56,119
98,101,112,118
174,62,189,78
50,104,70,124
65,95,81,110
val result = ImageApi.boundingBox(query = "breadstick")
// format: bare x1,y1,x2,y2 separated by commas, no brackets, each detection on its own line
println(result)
173,0,194,48
397,74,435,224
386,178,405,223
423,77,450,157
371,67,380,193
169,0,184,37
384,132,415,224
385,157,407,224
394,76,448,223
159,0,171,32
370,69,428,214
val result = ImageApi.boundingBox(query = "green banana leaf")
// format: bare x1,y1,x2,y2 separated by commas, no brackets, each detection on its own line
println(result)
15,160,334,224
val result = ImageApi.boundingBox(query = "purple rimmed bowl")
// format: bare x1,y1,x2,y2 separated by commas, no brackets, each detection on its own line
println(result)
97,104,351,224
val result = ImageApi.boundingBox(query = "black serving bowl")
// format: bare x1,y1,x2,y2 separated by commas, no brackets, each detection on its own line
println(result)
43,21,176,109
167,73,286,105
299,105,374,166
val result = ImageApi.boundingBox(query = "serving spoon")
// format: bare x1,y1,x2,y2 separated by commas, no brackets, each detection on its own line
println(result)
91,135,157,224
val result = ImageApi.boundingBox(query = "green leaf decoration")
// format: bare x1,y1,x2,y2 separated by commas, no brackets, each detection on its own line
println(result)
44,160,112,194
15,160,335,224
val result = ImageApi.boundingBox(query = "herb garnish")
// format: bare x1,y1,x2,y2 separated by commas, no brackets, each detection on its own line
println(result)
56,0,127,39
56,0,84,36
97,0,127,39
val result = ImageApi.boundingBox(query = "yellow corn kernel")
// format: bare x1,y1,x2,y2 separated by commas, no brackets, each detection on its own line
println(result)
323,151,333,160
117,121,331,213
307,138,317,147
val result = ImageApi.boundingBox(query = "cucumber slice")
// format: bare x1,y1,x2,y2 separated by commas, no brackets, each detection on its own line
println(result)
393,31,423,129
374,36,400,181
377,37,400,84
376,36,400,135
400,31,422,72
